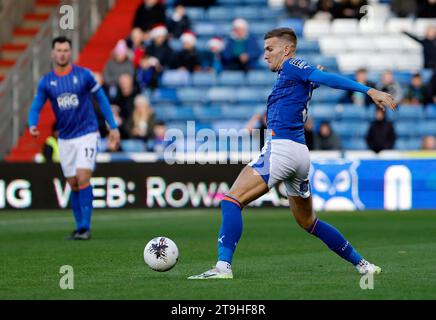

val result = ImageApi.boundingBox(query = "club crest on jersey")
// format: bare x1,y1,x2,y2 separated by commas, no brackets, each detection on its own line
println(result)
73,76,78,85
57,93,79,110
290,59,307,69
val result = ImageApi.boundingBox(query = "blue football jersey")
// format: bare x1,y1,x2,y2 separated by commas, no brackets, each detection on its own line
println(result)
266,57,316,144
35,64,100,139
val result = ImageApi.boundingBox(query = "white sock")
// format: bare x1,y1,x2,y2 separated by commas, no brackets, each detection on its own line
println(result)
216,261,232,273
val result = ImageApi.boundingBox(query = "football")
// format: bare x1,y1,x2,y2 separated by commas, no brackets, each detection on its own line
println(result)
143,236,179,272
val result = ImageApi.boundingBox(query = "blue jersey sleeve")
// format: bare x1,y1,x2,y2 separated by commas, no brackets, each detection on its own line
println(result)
282,58,316,82
308,69,371,94
28,78,48,127
84,68,101,93
93,88,118,129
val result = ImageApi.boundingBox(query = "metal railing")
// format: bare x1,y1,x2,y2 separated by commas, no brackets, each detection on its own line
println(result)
0,0,115,160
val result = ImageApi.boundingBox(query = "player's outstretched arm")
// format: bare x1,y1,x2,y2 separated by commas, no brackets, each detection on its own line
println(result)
307,69,396,111
93,88,120,147
28,80,48,137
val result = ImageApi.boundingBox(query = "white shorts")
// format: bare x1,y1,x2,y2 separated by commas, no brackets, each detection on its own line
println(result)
248,138,311,198
58,132,99,178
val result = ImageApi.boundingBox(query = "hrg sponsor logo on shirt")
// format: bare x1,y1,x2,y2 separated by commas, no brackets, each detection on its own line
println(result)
57,93,79,110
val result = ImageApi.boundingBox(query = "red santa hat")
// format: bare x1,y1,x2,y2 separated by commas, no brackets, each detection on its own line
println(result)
207,36,224,52
180,31,197,45
150,24,168,39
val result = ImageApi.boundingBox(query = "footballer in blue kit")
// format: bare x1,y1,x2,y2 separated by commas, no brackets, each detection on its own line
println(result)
189,28,396,279
28,36,120,240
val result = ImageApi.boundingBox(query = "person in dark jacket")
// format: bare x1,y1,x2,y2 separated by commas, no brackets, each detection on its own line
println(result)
132,0,166,34
366,108,396,153
175,32,201,72
167,5,191,39
146,25,175,69
222,18,262,72
314,121,341,150
403,25,436,70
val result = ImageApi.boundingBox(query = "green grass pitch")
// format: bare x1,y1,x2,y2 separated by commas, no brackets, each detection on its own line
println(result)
1,208,435,299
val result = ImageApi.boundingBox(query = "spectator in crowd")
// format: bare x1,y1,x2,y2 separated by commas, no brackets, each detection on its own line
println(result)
390,0,417,17
342,68,376,107
403,73,427,106
126,28,147,69
421,135,436,150
114,73,140,120
176,0,216,8
284,0,315,19
109,104,130,140
146,25,175,69
312,0,339,20
366,108,396,153
417,0,436,18
222,18,262,72
167,5,191,39
427,71,436,103
201,37,225,73
377,71,403,104
314,121,341,150
103,40,135,91
304,117,315,150
334,0,368,19
150,121,170,153
136,55,161,91
126,95,156,142
132,0,166,35
42,122,60,163
175,32,201,72
403,25,436,70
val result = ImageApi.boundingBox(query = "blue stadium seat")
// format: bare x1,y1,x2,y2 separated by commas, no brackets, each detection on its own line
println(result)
177,88,205,104
193,22,219,36
236,87,267,104
249,22,276,36
218,0,245,5
234,6,261,20
425,104,436,119
331,121,369,138
394,121,420,137
275,18,304,37
221,104,254,120
151,88,178,104
392,71,412,85
310,104,336,121
185,7,206,21
338,106,368,120
207,7,234,21
395,106,425,120
395,138,422,150
421,69,433,84
120,140,146,152
418,120,436,136
168,39,183,51
247,70,276,86
342,138,367,150
207,87,236,103
296,39,320,54
161,70,191,87
193,105,224,121
217,71,246,86
243,0,267,5
192,72,217,87
309,55,338,71
167,106,196,121
311,87,344,103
